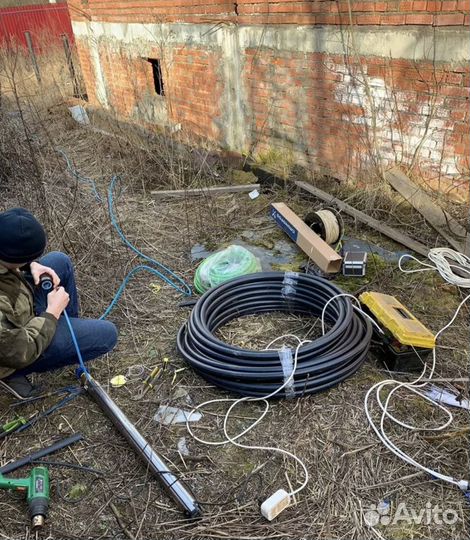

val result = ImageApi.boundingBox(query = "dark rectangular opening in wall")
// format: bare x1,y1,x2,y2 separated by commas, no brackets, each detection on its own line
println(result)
148,58,164,96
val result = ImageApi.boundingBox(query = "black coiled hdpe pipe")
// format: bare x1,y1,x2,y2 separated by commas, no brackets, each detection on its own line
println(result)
177,272,372,398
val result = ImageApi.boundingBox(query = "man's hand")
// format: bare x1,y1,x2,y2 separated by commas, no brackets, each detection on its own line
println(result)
30,261,60,288
46,287,70,320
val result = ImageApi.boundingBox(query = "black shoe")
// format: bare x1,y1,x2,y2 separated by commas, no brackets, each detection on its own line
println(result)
0,375,42,400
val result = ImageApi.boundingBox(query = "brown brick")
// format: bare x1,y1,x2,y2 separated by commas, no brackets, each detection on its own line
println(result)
440,0,457,9
374,1,388,10
399,0,413,9
445,72,464,84
426,0,442,9
381,13,406,23
412,0,428,8
355,13,381,23
434,13,465,24
406,13,434,23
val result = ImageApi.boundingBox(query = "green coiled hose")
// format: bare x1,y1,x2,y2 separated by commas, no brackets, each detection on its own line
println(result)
194,245,261,294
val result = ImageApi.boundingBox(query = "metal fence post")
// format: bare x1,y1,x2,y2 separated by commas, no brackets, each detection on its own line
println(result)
24,31,41,83
62,34,80,98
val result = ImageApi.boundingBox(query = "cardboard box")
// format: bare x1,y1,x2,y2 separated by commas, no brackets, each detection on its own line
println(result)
270,202,342,273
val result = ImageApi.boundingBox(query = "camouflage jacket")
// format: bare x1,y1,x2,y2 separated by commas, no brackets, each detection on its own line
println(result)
0,264,57,379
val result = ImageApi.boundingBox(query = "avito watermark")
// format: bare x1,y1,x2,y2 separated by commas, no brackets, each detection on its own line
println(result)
364,500,459,527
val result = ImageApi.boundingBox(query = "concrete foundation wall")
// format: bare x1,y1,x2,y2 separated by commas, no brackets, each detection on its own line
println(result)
72,19,470,192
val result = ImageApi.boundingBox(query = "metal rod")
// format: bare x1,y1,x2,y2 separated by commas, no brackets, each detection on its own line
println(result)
81,374,202,518
0,434,82,475
24,31,41,84
61,34,80,98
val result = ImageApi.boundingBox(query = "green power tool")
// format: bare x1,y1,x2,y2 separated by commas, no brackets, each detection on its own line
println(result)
0,466,50,529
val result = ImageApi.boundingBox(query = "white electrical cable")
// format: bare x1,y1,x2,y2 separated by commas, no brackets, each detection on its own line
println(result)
186,334,310,497
321,292,384,335
399,247,470,288
366,247,470,491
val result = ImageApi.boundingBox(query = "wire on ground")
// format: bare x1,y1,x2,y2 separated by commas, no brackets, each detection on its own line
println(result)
366,247,470,491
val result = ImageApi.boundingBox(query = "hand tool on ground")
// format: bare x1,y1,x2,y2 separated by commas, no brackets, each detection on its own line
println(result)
0,433,83,475
9,385,80,408
0,466,50,529
8,388,83,437
137,357,169,399
0,416,28,439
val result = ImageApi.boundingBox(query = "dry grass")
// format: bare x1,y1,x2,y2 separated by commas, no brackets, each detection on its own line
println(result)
0,45,468,540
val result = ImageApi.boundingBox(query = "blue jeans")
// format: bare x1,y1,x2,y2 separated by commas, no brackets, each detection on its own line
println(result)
15,252,118,377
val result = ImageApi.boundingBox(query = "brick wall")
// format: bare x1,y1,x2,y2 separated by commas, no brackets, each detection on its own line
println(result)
68,0,469,24
168,47,223,140
245,50,470,186
69,1,470,193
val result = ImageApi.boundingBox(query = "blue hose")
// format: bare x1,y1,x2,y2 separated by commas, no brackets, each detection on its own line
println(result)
57,151,192,378
57,149,103,203
104,175,192,313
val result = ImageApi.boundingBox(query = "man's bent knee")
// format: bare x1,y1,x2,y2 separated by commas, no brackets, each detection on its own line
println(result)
47,251,72,267
100,321,118,353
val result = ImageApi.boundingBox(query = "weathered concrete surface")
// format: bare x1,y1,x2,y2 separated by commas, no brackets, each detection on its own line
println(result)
72,21,470,63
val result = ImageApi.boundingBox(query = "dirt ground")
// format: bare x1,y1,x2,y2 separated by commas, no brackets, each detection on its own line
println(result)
0,57,469,540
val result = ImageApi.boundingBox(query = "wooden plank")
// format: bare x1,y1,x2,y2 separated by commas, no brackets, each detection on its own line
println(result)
385,168,466,253
150,184,260,197
295,180,430,257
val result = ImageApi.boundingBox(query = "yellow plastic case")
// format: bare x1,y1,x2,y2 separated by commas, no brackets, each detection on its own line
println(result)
359,292,435,349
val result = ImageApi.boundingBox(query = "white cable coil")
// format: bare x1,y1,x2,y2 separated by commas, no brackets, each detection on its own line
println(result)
399,247,470,288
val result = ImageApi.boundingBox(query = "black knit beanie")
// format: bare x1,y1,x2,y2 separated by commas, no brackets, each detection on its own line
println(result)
0,208,47,264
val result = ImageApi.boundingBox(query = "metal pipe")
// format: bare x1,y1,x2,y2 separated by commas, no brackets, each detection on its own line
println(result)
81,374,202,519
24,31,41,84
0,434,83,475
61,34,81,98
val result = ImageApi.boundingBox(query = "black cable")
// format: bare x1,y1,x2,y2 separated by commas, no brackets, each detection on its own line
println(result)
30,460,105,476
177,272,372,397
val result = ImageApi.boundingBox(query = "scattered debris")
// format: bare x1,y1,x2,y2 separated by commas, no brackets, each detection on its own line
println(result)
172,387,189,400
125,365,145,380
154,406,202,425
68,105,89,125
149,283,162,295
110,375,127,388
424,386,470,410
248,188,260,200
177,436,190,456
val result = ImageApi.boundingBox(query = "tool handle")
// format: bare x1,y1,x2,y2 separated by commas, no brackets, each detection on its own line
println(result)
0,434,83,475
143,366,161,386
